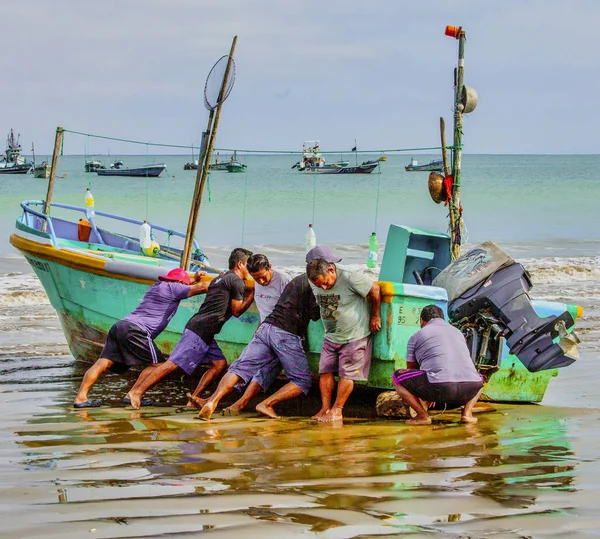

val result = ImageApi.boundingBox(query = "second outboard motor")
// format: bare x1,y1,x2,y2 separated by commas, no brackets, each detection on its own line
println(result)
433,242,579,373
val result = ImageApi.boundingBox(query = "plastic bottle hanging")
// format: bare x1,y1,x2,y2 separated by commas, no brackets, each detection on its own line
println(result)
84,188,95,219
305,223,317,254
367,232,379,268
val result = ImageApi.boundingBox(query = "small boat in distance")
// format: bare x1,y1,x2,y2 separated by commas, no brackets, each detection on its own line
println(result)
97,162,167,177
0,129,32,175
85,158,106,172
292,141,349,172
183,160,199,170
227,161,246,173
209,151,246,172
31,143,51,178
405,157,444,172
33,161,51,179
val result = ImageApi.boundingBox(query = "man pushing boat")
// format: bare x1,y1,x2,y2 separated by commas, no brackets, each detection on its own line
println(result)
306,246,382,423
196,269,320,420
73,267,208,408
127,248,255,409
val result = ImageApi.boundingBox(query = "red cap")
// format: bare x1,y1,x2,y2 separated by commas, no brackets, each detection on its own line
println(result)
158,268,190,285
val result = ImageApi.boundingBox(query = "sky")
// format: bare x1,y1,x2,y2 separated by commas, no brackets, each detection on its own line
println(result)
3,0,600,155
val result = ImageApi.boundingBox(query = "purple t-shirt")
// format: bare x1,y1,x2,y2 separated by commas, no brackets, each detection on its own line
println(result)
407,318,481,384
123,281,190,339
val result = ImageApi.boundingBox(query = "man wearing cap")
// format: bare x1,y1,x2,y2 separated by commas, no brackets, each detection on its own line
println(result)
127,248,255,409
306,246,382,423
196,270,321,421
73,268,208,408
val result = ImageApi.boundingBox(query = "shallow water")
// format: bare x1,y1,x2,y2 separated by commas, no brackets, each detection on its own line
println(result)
1,153,600,537
1,353,600,538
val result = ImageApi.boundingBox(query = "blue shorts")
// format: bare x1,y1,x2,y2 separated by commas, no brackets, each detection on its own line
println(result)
228,323,312,394
169,329,226,375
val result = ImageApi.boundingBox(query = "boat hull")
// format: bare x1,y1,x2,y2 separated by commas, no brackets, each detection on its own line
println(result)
301,162,378,174
0,163,32,174
96,164,166,177
10,227,579,403
33,164,51,178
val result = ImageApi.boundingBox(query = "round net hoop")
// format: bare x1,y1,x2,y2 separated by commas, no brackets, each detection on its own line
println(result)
204,55,236,111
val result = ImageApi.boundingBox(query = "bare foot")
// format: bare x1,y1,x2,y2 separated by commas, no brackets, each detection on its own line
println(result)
222,407,241,416
256,402,280,419
129,393,142,410
186,393,208,408
461,415,478,424
311,407,329,420
406,416,432,426
198,401,216,421
320,406,343,423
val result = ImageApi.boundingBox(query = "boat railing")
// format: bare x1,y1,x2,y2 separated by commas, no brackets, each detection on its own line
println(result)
19,200,201,253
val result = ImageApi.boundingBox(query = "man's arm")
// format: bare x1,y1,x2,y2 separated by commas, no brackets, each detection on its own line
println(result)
231,285,255,317
367,282,382,332
187,271,210,298
406,334,418,369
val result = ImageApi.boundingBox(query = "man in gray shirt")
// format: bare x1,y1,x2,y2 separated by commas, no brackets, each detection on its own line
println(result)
392,304,483,425
307,246,382,423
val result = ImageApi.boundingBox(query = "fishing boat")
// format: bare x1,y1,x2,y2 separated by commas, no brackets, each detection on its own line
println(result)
227,161,246,173
96,162,167,177
85,159,106,172
33,162,51,179
8,30,582,407
0,130,32,175
405,157,444,172
291,141,350,172
183,160,199,170
209,151,246,172
30,143,51,179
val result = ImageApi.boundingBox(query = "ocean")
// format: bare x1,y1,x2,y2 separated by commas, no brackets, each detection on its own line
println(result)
1,153,599,537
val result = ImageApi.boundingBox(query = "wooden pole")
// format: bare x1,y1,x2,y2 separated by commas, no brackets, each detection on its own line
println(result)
439,117,450,177
450,30,466,261
42,127,64,232
180,36,238,271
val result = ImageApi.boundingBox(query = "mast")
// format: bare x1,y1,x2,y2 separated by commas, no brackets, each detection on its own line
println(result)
42,127,64,232
180,36,238,270
445,25,477,260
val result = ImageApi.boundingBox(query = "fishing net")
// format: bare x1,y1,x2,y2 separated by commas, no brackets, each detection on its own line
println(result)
204,55,236,111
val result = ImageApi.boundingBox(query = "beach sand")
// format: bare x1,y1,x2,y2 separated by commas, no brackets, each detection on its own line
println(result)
1,354,599,539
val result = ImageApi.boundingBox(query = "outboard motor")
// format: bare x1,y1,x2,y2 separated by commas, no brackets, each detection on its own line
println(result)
433,241,579,373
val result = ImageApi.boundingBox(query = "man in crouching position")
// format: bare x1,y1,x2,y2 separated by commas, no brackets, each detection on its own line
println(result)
392,304,483,425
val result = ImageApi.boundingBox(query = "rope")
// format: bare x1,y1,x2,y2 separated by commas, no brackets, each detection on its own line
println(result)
241,165,248,245
311,174,317,225
145,142,149,220
373,162,382,232
60,128,448,155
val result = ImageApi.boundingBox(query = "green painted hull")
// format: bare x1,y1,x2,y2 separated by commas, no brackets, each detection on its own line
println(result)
14,229,578,403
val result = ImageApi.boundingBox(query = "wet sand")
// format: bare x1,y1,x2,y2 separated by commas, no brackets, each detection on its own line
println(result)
1,355,600,538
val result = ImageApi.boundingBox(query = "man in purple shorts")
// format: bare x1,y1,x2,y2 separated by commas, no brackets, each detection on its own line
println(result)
197,272,320,420
73,267,208,408
392,304,483,425
127,248,255,409
306,246,382,423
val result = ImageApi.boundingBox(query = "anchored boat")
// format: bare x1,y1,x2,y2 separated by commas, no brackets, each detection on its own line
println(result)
96,162,167,177
405,157,444,172
0,130,32,175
